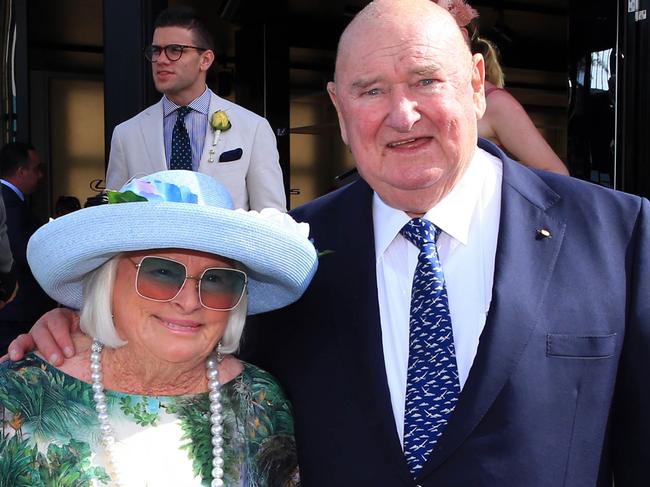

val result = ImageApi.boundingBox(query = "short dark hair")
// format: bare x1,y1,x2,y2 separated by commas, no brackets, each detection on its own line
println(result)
0,142,36,179
153,6,214,52
54,195,81,217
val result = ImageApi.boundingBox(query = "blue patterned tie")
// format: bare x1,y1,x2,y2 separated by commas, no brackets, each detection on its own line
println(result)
400,218,460,475
170,106,192,170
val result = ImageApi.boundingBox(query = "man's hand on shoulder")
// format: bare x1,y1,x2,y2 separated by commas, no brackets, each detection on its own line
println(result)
7,307,81,365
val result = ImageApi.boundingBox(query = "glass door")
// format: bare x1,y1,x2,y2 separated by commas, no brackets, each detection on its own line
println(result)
568,0,650,198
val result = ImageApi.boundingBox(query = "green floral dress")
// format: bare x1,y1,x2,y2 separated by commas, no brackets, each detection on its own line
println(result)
0,355,300,487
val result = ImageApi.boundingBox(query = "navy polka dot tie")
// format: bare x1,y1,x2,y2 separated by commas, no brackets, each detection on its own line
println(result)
170,106,192,170
400,218,460,475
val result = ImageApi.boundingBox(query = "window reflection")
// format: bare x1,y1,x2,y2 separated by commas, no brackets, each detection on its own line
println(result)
589,49,613,92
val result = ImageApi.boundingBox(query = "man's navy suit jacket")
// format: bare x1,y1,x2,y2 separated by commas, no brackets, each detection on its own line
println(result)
244,140,650,486
0,185,53,329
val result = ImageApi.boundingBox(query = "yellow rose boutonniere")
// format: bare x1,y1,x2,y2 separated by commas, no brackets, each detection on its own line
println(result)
210,110,232,131
208,110,232,162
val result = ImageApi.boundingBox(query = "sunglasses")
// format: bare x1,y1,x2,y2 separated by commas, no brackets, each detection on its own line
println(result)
130,256,247,311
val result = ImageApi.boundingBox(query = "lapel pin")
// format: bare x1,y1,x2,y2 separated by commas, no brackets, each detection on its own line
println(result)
536,228,552,240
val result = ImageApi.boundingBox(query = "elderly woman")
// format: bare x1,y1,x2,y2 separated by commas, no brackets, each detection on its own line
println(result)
0,170,317,486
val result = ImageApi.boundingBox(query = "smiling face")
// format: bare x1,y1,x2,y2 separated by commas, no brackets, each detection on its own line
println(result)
327,0,485,215
111,249,233,365
151,26,214,105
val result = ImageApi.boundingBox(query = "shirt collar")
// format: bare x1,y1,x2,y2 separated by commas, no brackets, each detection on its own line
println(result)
0,179,24,201
373,147,499,258
162,87,211,118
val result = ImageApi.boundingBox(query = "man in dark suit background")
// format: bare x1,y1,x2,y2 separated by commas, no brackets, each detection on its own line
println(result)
0,194,17,310
7,1,650,485
0,142,53,354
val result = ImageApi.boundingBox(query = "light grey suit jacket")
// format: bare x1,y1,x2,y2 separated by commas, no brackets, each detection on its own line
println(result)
106,91,286,211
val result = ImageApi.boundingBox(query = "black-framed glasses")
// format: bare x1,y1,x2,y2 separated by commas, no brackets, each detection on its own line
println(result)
131,256,247,311
143,44,208,62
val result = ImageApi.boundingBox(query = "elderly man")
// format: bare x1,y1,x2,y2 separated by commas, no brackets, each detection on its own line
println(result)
8,1,650,486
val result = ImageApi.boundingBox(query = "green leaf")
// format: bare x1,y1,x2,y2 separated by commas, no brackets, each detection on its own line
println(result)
106,190,148,204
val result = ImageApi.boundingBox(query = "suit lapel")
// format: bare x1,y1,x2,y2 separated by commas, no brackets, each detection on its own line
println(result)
326,180,414,483
419,149,567,478
199,93,219,165
140,100,166,171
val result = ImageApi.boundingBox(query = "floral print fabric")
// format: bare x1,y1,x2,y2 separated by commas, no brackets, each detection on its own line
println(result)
0,355,299,486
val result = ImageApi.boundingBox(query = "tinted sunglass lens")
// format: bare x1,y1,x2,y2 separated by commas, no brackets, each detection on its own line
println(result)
137,257,186,301
200,269,246,310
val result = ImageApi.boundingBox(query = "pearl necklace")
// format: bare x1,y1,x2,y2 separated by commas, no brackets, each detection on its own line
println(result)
90,340,225,486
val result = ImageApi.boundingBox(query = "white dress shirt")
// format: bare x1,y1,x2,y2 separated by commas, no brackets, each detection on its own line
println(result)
374,147,503,444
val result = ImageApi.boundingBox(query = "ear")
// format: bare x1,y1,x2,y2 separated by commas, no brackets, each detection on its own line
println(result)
327,81,349,145
199,49,215,73
471,53,486,120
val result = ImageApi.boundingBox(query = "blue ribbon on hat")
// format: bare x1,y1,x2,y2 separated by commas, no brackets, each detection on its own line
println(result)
107,179,198,205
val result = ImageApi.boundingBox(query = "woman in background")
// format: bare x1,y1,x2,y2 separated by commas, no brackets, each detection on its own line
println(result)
437,0,569,175
473,36,570,175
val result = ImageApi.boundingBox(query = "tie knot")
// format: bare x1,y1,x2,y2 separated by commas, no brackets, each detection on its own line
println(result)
176,106,192,120
400,218,441,250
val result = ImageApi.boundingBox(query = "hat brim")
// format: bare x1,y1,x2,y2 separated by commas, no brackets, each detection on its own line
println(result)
27,202,318,315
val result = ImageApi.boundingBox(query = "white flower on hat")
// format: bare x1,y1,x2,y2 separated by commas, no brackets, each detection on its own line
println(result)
235,207,310,239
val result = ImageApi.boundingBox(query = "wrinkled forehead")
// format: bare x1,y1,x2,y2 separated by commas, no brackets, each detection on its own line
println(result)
336,2,467,70
335,16,469,84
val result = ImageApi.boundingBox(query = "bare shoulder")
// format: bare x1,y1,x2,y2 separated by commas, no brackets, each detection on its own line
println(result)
484,92,537,137
485,89,526,116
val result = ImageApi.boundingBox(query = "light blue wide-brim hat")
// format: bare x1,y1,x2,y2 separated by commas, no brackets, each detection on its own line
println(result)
27,170,318,315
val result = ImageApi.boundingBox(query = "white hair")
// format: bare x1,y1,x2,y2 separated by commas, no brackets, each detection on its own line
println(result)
79,254,249,353
219,291,247,354
79,256,125,347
